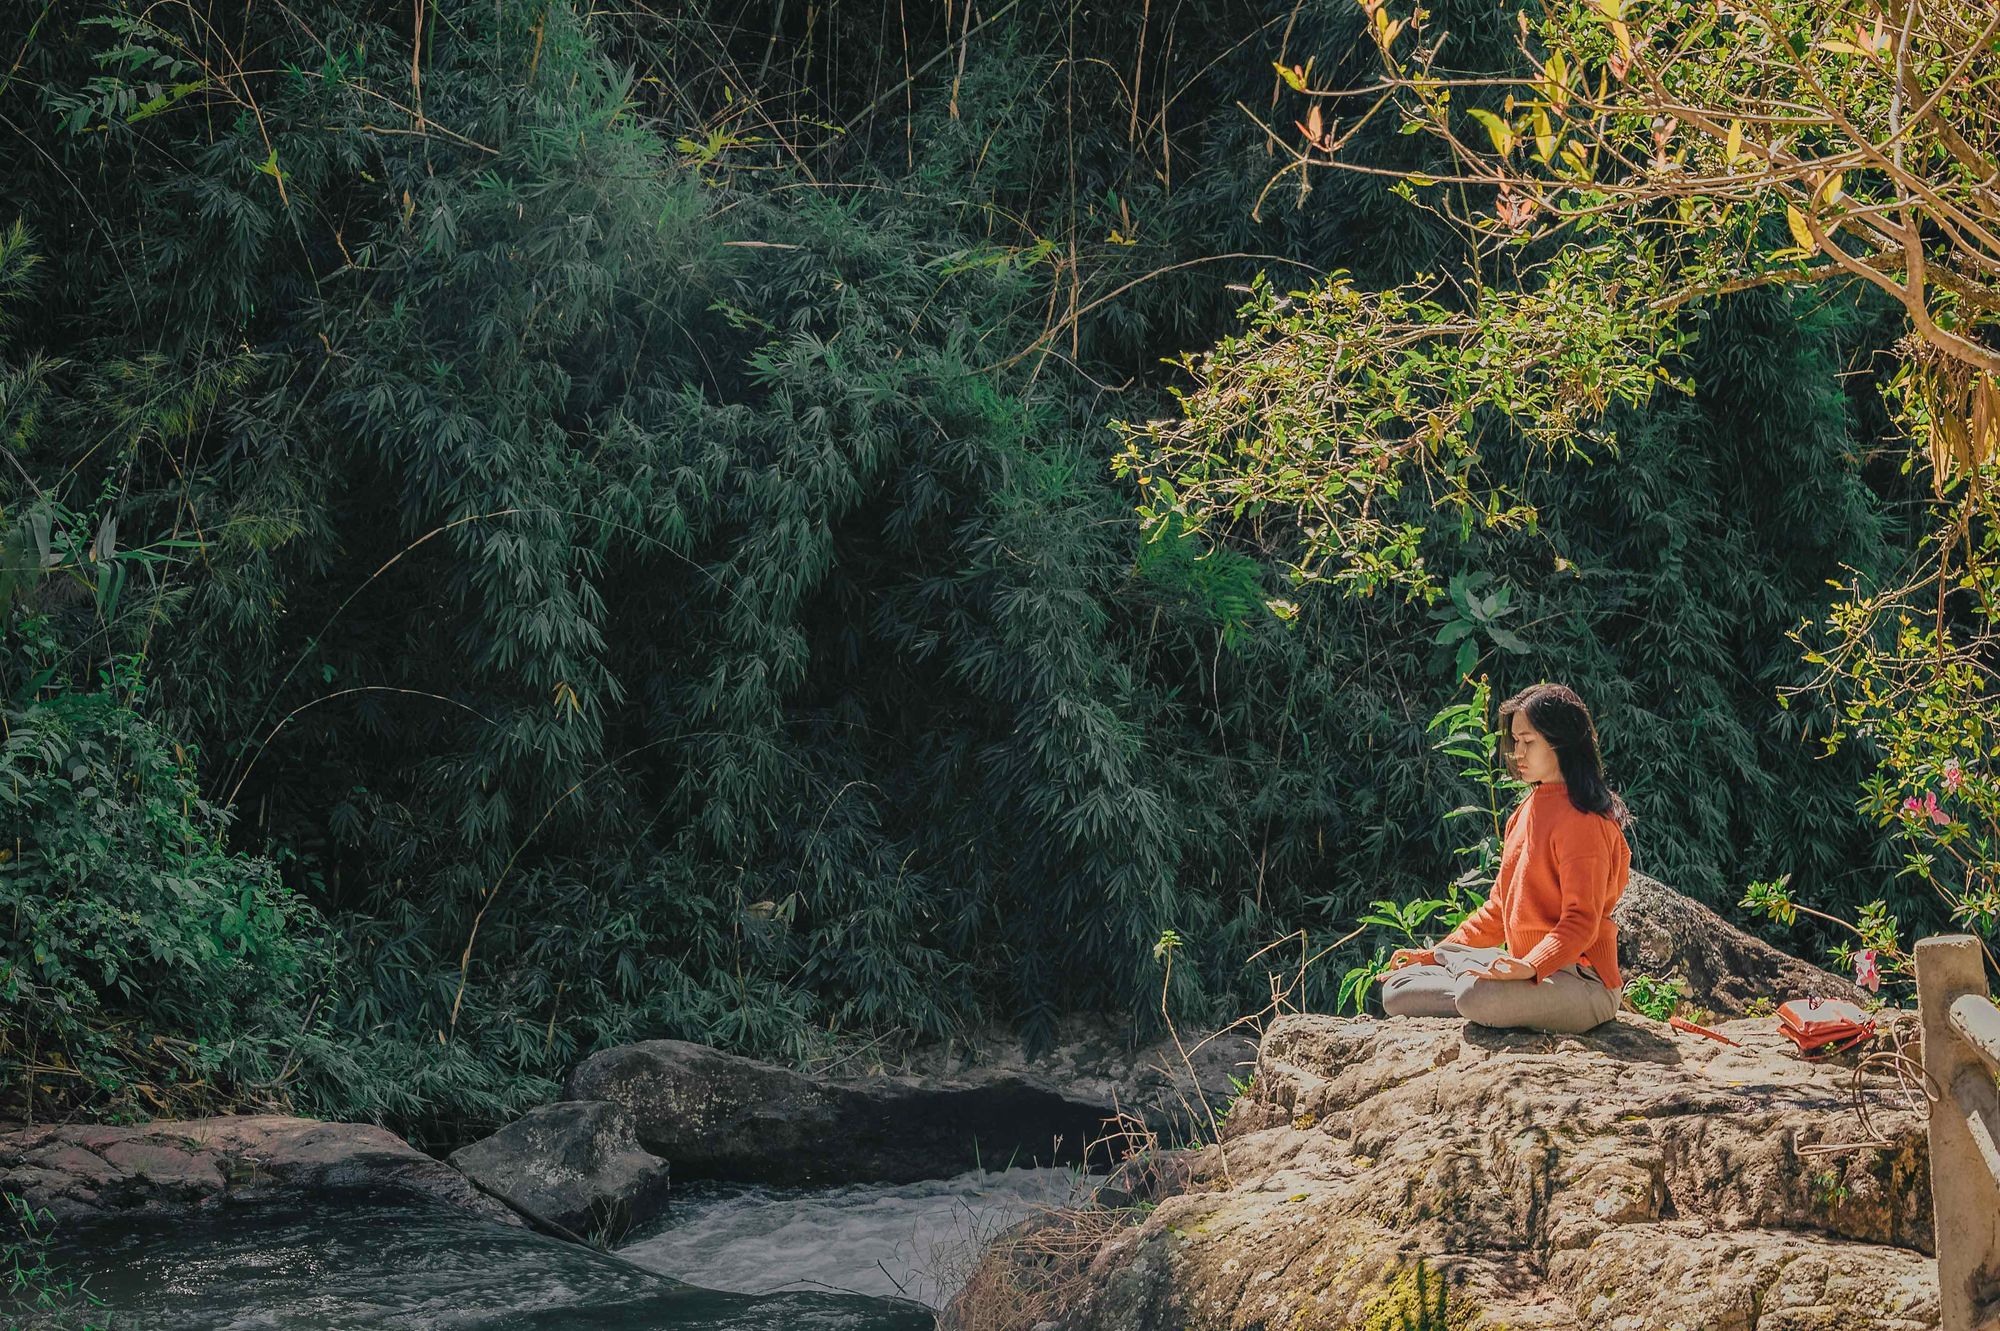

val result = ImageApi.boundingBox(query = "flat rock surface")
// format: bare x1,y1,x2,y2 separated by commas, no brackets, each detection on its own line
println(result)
0,1115,519,1226
954,1011,1937,1331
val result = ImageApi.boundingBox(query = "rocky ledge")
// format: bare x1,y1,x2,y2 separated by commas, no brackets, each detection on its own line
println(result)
950,1010,1937,1331
0,1115,520,1226
567,1022,1256,1185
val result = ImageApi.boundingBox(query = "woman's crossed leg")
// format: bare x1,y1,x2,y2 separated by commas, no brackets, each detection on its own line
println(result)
1380,942,1617,1035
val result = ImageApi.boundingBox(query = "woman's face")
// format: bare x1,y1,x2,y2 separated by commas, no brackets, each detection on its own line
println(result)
1508,712,1563,785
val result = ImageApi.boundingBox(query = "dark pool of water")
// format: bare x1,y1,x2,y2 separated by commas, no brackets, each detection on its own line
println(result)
51,1195,935,1330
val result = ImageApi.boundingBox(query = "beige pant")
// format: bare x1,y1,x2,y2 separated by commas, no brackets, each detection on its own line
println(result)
1379,942,1620,1034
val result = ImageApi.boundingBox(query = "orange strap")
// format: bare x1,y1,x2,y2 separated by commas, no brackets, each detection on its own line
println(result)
1668,1015,1741,1046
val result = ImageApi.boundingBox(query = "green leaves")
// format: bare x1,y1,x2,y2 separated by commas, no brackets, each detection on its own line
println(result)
0,663,335,1122
1739,873,1799,928
1340,879,1488,1016
1621,973,1692,1022
42,15,210,135
1359,896,1457,938
1428,572,1529,681
1135,513,1273,650
1337,947,1391,1015
1466,107,1515,157
1114,246,1677,602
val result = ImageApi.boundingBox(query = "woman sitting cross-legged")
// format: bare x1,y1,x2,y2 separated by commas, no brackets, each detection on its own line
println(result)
1380,682,1631,1035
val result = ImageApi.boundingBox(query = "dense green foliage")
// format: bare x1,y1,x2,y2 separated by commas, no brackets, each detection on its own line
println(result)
2,652,332,1119
0,0,1922,1137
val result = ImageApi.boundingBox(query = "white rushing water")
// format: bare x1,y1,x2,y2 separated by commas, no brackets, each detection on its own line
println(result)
618,1165,1098,1309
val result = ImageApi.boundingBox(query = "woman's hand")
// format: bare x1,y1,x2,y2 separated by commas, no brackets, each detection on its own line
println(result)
1384,947,1436,974
1470,954,1535,982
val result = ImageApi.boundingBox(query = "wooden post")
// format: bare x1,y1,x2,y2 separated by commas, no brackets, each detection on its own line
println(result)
1917,934,2000,1331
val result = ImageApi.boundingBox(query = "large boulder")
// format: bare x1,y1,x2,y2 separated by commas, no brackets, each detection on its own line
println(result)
565,1023,1257,1185
1612,871,1865,1014
564,1039,1099,1184
948,1011,1938,1330
0,1115,519,1226
449,1100,671,1239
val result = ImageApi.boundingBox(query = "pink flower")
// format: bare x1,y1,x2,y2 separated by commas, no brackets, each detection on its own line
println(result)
1944,759,1965,794
1903,791,1949,826
1854,948,1880,993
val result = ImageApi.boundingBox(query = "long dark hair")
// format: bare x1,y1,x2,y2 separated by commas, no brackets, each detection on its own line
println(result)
1498,682,1631,828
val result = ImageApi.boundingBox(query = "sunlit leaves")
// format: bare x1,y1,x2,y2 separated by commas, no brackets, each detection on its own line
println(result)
1791,479,2000,956
1114,245,1686,601
1467,107,1515,157
1279,0,2000,404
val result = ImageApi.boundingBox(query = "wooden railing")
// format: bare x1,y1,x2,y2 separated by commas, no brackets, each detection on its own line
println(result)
1916,934,2000,1331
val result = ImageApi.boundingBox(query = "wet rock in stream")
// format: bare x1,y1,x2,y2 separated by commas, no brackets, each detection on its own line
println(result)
450,1099,674,1238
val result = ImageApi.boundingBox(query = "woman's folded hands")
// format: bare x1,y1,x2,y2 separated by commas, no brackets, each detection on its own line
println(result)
1470,955,1535,982
1380,947,1536,982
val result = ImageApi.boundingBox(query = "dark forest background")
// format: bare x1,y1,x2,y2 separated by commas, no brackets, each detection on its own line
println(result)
0,0,1924,1144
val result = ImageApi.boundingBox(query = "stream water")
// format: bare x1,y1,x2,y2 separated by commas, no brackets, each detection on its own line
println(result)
53,1166,1095,1329
621,1166,1093,1307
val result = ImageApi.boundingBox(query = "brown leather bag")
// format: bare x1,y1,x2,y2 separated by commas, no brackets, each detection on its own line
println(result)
1776,997,1877,1059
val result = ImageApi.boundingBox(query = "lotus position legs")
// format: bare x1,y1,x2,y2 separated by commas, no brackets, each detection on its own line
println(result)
1379,941,1619,1034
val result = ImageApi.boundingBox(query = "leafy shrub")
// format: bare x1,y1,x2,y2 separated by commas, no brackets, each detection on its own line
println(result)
0,643,336,1121
1621,974,1693,1023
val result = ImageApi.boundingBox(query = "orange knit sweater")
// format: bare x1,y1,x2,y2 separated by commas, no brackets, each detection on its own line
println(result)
1440,780,1630,987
